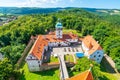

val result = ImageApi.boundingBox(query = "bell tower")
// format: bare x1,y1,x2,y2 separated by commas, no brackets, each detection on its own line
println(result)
55,19,63,38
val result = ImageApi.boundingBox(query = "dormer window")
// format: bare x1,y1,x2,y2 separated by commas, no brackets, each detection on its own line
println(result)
98,55,101,57
97,52,99,54
94,55,96,58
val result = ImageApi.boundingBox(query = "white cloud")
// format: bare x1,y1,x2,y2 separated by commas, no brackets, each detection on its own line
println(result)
18,0,62,7
0,0,76,7
70,0,74,3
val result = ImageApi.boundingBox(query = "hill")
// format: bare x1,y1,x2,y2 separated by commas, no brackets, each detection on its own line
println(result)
0,7,66,15
0,7,120,16
84,8,120,16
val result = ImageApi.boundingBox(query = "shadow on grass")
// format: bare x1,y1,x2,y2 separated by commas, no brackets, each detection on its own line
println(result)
33,68,58,76
100,57,116,73
19,68,58,80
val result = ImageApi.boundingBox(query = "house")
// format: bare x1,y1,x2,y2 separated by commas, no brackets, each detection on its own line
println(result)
26,20,79,71
67,69,94,80
82,35,104,63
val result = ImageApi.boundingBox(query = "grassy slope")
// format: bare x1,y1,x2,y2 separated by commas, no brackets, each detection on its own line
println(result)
20,63,59,80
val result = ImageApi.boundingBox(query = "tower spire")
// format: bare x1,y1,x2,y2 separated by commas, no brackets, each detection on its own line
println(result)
55,18,63,39
89,64,93,71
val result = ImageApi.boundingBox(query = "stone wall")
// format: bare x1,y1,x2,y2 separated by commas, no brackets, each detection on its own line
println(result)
39,62,75,71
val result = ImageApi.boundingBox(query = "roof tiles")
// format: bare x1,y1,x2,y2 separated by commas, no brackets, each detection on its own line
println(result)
67,70,94,80
82,35,103,55
29,32,78,60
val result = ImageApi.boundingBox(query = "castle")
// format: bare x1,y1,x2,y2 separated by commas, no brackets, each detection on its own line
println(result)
26,20,104,72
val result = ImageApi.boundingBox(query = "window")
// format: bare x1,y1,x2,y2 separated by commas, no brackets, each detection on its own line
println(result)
38,61,40,63
98,55,101,57
94,55,96,58
30,56,32,59
97,58,99,61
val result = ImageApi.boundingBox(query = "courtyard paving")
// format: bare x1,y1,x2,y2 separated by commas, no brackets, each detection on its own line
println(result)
52,45,83,55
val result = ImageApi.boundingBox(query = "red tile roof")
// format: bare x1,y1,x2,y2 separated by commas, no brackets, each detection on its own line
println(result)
67,70,94,80
82,35,102,55
29,35,48,60
29,32,78,60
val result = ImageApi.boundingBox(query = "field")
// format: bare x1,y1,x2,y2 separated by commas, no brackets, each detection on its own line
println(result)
20,63,60,80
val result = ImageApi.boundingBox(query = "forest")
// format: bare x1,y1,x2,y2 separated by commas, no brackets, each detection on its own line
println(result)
0,8,120,79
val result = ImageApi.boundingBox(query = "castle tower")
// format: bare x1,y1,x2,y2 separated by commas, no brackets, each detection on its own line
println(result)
55,19,63,38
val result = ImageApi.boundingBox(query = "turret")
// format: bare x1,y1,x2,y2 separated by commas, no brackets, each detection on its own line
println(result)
55,19,63,38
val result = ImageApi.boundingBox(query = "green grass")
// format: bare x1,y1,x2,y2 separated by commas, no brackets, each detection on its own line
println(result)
100,72,117,80
64,54,74,62
19,63,60,80
68,57,119,80
63,29,82,37
49,56,59,63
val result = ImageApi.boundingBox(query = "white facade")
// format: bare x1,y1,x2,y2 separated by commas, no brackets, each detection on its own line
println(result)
81,37,104,63
48,41,70,47
66,39,78,43
26,46,46,71
26,54,41,71
82,42,89,52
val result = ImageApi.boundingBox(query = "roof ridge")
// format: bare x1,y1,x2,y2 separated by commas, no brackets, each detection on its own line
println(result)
84,70,90,80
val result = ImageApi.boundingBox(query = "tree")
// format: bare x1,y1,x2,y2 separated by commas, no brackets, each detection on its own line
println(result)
114,58,120,72
74,57,108,80
0,58,14,80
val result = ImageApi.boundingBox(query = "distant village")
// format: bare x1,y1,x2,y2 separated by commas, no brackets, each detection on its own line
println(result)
0,15,17,26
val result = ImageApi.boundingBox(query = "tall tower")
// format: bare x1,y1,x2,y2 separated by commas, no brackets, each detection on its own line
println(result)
55,19,63,38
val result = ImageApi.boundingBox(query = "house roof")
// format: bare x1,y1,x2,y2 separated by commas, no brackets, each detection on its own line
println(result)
88,44,102,55
67,70,94,80
29,32,78,60
44,33,78,42
29,35,48,60
82,35,103,55
63,33,78,40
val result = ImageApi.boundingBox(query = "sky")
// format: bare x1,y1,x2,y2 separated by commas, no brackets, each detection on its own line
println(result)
0,0,120,9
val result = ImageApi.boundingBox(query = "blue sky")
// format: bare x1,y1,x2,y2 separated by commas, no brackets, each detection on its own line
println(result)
0,0,120,9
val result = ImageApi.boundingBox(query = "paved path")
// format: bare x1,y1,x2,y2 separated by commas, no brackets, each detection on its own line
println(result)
58,54,69,80
52,45,83,80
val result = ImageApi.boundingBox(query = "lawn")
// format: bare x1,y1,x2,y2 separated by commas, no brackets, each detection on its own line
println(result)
49,56,59,63
19,63,60,80
64,54,74,62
